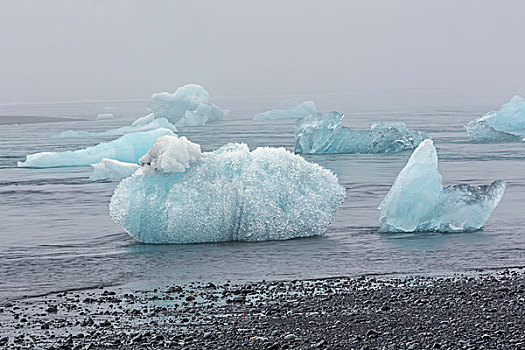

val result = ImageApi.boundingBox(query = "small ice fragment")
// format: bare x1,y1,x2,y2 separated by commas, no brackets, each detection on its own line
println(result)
89,158,139,181
56,116,177,138
95,113,114,120
253,101,317,121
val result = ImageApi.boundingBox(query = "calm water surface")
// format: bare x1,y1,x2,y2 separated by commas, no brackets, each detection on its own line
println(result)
1,93,524,300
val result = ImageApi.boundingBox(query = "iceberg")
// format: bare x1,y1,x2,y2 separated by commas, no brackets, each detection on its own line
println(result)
110,137,345,244
379,140,506,232
95,113,114,120
89,158,140,181
132,113,155,127
18,128,175,168
148,84,227,127
56,115,177,138
295,112,428,154
466,95,525,142
253,101,317,121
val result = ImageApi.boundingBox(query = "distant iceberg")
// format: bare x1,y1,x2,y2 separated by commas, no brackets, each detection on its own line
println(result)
90,158,139,181
95,113,115,120
253,101,317,121
466,95,525,142
18,128,175,168
110,136,345,244
148,84,227,127
56,115,177,138
295,112,428,154
379,140,506,232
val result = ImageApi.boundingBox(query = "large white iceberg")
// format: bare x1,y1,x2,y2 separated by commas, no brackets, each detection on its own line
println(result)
253,101,317,121
110,137,345,244
379,140,506,232
466,95,525,142
90,158,140,181
295,112,428,154
18,128,175,168
56,115,177,138
148,84,227,127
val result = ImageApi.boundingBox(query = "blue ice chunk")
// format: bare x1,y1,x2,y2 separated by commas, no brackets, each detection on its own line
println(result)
110,143,345,244
466,95,525,142
89,158,140,181
253,101,317,121
379,140,506,232
148,84,227,127
18,128,175,168
294,112,428,154
56,115,177,138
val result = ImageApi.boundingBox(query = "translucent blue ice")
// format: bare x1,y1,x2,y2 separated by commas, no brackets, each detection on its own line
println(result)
148,84,227,127
294,112,428,154
56,115,177,138
89,158,140,181
110,142,345,244
379,140,506,232
466,95,525,142
18,128,175,168
253,101,317,120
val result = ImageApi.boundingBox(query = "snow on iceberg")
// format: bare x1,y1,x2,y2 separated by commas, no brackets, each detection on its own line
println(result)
379,140,506,232
90,158,139,181
96,113,114,120
466,95,525,142
110,139,345,244
139,135,201,174
18,128,175,168
148,84,227,127
253,101,317,121
56,115,177,138
294,111,428,154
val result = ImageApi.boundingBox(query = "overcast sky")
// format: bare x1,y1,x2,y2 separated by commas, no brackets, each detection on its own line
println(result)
0,0,524,104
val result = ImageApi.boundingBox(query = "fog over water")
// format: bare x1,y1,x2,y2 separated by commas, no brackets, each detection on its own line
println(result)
1,0,524,105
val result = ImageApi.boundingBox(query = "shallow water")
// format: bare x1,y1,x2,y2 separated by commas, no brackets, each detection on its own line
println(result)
1,94,524,300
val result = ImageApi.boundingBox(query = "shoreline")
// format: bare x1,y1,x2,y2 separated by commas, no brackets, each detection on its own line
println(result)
1,269,524,349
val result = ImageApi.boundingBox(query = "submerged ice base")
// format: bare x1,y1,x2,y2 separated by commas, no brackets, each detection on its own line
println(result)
148,84,227,127
18,128,175,168
466,95,525,142
110,139,345,244
295,112,428,154
253,101,317,121
379,140,506,232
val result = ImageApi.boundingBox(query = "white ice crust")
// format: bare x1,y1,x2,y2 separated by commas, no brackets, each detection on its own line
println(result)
139,135,201,174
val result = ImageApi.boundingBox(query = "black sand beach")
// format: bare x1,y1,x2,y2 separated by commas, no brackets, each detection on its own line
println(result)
1,269,524,349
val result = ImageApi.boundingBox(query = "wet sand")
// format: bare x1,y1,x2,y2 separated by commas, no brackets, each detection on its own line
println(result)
1,269,524,349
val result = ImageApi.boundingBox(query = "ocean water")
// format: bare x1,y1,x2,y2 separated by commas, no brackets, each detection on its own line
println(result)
1,93,524,301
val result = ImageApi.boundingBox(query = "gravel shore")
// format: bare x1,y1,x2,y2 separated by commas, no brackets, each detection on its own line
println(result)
1,269,524,349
